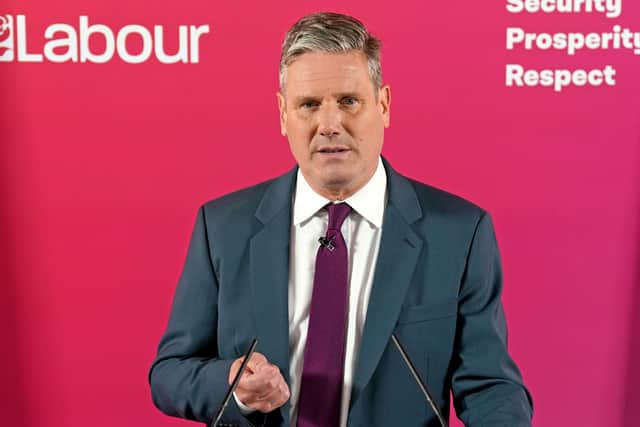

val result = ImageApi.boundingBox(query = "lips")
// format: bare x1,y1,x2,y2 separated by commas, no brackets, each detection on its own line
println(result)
317,146,350,154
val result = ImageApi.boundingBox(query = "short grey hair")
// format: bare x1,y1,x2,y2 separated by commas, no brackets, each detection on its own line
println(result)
279,12,382,91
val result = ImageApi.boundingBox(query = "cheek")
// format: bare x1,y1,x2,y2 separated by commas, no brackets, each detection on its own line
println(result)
287,126,316,151
287,115,314,137
349,116,384,148
287,134,313,162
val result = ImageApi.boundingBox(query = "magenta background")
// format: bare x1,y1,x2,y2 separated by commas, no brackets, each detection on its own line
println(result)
1,1,639,426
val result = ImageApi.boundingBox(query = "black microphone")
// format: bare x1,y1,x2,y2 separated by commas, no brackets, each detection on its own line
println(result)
212,338,258,427
391,333,449,427
318,236,336,251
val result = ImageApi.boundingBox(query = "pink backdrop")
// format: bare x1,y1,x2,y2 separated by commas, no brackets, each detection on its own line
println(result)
1,1,639,426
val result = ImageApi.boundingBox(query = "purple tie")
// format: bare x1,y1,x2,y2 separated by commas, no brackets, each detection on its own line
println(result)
297,202,352,427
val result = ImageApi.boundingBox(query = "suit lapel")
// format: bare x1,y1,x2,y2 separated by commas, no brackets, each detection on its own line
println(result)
350,160,424,408
249,167,297,425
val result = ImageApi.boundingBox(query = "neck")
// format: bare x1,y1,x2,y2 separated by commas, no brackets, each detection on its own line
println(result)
303,168,377,202
312,186,358,201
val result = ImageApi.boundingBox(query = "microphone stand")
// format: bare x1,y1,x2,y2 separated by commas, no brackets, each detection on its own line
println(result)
391,333,448,427
212,338,258,427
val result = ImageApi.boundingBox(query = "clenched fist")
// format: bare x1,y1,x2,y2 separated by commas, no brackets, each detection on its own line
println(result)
229,352,290,413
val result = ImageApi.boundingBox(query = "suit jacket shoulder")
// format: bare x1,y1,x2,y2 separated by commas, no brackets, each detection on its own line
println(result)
202,176,278,224
388,168,490,258
406,176,485,222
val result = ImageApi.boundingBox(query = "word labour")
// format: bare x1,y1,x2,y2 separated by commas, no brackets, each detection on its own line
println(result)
0,15,210,64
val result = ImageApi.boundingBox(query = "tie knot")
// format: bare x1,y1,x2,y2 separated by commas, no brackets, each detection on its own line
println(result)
326,202,352,231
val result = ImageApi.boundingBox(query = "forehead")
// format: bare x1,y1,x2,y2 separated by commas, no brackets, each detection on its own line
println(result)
284,51,373,95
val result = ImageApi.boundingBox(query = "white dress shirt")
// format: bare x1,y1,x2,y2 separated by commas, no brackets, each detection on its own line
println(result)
236,157,387,427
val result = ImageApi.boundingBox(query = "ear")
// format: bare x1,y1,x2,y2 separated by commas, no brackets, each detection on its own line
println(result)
276,91,287,136
378,85,391,128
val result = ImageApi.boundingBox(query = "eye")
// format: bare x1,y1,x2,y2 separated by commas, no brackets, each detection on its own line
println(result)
300,100,319,109
340,97,358,106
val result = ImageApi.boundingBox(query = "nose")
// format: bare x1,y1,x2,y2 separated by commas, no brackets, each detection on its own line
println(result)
317,103,343,138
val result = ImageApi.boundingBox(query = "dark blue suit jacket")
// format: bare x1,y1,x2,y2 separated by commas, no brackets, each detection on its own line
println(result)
149,159,533,426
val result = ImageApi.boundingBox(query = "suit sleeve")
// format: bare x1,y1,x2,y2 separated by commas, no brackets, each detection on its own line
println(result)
148,207,265,427
451,211,534,426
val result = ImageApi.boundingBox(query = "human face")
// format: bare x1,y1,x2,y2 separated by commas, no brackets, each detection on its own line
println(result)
277,51,390,201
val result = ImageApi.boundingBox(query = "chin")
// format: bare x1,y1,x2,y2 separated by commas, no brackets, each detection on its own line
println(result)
317,168,351,183
319,175,355,194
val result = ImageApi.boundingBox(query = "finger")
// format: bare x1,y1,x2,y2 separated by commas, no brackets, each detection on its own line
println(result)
229,352,269,385
236,365,286,404
253,376,287,402
241,381,289,412
242,364,282,391
247,399,274,414
235,385,276,412
269,381,291,408
228,357,255,385
235,375,290,413
242,383,280,406
245,352,268,372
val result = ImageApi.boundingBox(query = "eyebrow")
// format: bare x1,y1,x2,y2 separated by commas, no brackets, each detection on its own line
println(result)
292,92,362,104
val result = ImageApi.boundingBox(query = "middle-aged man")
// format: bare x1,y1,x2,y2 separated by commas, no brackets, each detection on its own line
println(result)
149,12,533,427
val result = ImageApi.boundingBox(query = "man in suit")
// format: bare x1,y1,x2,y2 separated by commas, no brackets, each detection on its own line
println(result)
149,12,533,427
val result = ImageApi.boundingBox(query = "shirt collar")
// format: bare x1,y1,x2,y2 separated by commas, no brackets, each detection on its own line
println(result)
292,157,387,228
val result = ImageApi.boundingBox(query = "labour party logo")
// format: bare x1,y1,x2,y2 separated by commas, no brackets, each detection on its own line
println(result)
0,15,14,61
0,14,209,64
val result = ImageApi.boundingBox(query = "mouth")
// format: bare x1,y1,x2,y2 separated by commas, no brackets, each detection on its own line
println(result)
317,146,351,154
